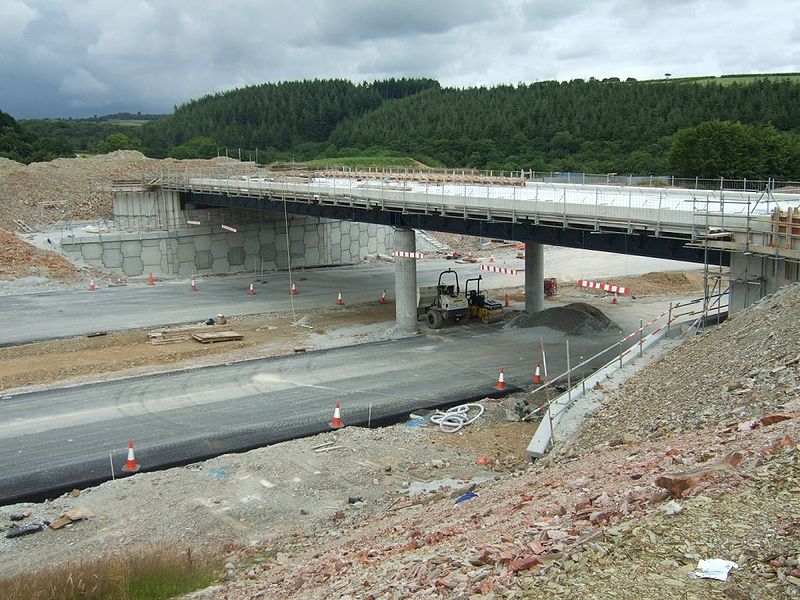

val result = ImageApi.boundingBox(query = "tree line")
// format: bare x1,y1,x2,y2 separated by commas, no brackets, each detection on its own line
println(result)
3,76,800,179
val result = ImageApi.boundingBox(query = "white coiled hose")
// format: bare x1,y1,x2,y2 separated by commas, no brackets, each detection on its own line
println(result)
429,403,485,433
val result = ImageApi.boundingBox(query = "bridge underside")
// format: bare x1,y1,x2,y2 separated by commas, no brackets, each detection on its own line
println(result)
185,191,728,266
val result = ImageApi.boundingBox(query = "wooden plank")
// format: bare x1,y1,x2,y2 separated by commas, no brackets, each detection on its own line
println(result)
191,330,243,344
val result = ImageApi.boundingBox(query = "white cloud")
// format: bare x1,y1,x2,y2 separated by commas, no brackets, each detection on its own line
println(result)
0,0,798,117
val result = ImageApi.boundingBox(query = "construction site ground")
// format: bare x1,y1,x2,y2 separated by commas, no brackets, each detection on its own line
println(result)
5,153,794,598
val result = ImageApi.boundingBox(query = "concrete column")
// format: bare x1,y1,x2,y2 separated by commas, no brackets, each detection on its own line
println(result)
394,228,418,334
524,242,545,313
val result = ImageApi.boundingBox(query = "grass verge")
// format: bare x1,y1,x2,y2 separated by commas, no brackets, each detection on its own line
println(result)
0,544,221,600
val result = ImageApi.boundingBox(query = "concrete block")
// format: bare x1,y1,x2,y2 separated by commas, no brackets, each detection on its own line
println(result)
289,240,305,258
289,226,304,242
212,257,230,272
227,246,245,266
329,226,341,244
102,241,121,250
258,227,275,244
227,233,244,248
350,239,361,258
141,246,163,266
196,250,213,270
177,242,196,262
194,235,212,251
305,247,320,264
177,262,196,277
102,248,123,269
368,237,377,253
122,256,144,276
304,228,320,247
260,244,276,261
330,243,341,258
340,233,351,250
275,252,288,269
341,249,352,263
80,243,103,261
121,240,141,257
359,228,369,247
211,240,228,259
243,235,260,255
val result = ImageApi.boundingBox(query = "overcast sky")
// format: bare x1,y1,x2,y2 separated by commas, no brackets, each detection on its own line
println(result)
1,0,798,119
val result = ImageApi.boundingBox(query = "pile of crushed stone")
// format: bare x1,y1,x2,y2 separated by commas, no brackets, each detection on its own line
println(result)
505,302,621,335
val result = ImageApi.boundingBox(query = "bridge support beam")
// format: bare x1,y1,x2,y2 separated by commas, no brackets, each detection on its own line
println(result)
524,243,545,313
394,228,418,335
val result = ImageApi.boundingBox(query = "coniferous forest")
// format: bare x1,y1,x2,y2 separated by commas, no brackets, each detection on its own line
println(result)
3,76,800,179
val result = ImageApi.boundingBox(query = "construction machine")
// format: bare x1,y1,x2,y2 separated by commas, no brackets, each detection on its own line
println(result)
417,269,469,328
464,276,504,324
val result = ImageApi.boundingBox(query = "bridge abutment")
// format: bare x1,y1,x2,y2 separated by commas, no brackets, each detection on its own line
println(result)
524,243,545,313
394,228,418,335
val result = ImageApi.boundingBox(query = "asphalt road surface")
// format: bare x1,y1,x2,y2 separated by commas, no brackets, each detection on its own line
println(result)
0,324,624,504
0,249,698,346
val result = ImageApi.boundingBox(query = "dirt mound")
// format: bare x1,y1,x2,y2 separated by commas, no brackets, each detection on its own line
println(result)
574,281,800,454
613,270,706,296
506,302,621,335
0,157,23,172
0,229,79,281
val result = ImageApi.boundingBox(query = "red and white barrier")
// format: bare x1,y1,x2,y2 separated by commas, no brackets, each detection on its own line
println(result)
393,251,424,259
577,279,630,295
221,224,238,233
481,264,517,275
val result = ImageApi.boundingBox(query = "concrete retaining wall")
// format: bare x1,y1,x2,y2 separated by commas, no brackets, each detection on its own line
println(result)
61,213,394,277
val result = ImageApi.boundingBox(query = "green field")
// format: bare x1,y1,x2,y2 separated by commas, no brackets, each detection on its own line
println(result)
645,72,800,85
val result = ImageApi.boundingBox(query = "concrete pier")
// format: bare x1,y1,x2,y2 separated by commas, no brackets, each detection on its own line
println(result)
524,243,545,313
394,228,418,334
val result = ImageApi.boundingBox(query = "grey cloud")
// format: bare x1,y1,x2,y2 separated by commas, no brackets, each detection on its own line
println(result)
0,0,798,118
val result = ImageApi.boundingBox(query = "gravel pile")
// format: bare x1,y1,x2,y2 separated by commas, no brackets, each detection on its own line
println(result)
506,302,622,336
0,152,251,230
572,282,800,454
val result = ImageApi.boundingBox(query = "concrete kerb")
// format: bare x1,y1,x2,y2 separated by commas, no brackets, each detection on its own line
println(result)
526,322,679,459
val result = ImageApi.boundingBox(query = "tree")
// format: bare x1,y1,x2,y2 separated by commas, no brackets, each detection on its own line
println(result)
667,120,757,178
96,133,141,154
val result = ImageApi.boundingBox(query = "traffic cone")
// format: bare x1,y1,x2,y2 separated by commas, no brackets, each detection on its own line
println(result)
247,282,256,296
291,281,298,296
191,276,198,292
329,402,343,429
88,278,96,292
533,363,542,384
612,293,618,304
504,293,510,307
379,289,387,304
121,440,140,473
495,368,506,391
147,272,155,286
490,254,495,262
336,290,344,305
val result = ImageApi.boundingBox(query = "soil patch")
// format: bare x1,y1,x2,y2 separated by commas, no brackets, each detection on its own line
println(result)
505,302,622,335
0,230,79,281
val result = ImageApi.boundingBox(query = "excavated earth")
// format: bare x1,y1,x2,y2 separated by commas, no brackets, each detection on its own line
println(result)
173,283,800,600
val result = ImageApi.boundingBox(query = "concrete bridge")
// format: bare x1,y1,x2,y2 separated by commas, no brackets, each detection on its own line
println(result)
147,170,800,328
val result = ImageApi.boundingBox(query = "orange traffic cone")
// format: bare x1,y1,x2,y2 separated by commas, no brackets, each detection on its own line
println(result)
336,290,344,305
247,282,256,296
191,276,198,292
495,368,506,391
533,363,542,384
329,402,343,429
88,278,96,292
147,272,155,286
291,281,298,296
504,293,510,307
611,293,618,304
121,440,140,473
379,289,387,304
